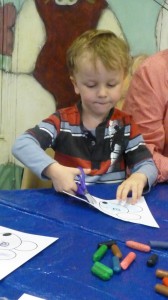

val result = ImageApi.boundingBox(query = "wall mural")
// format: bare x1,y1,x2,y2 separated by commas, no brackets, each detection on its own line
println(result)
0,0,131,114
0,0,166,173
0,0,165,110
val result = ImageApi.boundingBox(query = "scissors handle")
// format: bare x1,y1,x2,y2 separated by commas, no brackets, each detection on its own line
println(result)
76,167,86,196
76,167,96,205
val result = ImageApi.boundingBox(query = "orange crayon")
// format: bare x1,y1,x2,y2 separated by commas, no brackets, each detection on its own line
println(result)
111,244,122,259
163,277,168,287
126,240,151,252
120,252,136,270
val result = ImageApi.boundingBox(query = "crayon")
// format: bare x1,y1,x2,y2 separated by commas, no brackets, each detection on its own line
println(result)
120,252,136,270
91,261,113,280
156,269,168,278
112,256,121,273
147,254,158,267
149,241,168,249
155,284,168,297
126,240,151,252
111,243,122,259
93,244,108,262
97,240,116,248
163,277,168,287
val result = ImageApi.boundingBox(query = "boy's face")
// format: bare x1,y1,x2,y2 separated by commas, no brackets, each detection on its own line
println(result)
71,53,125,121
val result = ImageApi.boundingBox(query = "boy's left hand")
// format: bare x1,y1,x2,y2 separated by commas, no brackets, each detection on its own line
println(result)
116,173,148,204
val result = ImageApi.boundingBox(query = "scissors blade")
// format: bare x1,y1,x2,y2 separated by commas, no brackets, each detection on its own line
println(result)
76,167,96,205
85,191,96,205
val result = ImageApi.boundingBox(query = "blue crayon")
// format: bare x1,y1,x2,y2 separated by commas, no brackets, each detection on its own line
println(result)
149,241,168,249
112,255,121,273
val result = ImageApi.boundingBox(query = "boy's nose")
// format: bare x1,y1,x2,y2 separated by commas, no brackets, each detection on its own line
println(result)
97,86,107,97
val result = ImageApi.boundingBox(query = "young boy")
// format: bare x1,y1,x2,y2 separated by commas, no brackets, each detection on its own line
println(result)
12,29,158,202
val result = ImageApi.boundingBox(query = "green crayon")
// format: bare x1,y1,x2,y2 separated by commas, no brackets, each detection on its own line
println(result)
91,261,113,280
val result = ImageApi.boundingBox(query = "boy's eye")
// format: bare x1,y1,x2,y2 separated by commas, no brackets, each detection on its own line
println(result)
86,84,96,88
107,83,117,87
84,82,118,88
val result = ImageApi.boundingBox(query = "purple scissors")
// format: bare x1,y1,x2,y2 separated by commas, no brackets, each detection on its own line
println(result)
76,167,96,205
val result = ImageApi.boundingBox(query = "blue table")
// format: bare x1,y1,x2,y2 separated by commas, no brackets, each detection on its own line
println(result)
0,183,167,300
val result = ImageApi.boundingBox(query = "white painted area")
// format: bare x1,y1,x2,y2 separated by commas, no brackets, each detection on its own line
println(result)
97,6,126,40
0,0,55,165
0,71,55,165
12,0,46,73
55,0,78,5
156,0,168,51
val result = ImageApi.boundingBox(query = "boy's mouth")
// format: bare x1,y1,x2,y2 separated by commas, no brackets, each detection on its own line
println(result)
94,101,109,106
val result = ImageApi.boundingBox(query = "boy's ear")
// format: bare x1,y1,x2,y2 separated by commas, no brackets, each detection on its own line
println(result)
70,76,80,95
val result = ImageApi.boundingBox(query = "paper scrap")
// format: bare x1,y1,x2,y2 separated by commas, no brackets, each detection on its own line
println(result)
18,294,46,300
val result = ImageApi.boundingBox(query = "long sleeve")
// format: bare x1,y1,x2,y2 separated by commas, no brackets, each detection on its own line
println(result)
123,50,168,182
131,159,158,192
12,134,56,179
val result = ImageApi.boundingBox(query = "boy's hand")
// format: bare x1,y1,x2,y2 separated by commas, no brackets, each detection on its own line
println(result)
116,173,148,204
44,163,91,195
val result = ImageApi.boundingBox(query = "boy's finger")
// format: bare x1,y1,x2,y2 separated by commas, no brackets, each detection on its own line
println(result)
131,186,138,203
83,168,91,174
121,186,130,200
117,184,129,200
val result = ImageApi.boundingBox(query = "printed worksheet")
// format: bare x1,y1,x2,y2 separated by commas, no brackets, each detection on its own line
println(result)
64,192,159,228
0,226,58,280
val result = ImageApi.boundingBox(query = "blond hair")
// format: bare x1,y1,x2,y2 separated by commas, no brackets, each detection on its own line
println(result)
66,29,131,76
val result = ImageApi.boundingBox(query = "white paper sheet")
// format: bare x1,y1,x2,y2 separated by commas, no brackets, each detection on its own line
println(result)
18,294,45,300
64,192,159,228
0,226,58,280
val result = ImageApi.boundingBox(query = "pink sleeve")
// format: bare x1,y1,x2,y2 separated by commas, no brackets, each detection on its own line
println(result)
147,145,168,182
123,57,168,182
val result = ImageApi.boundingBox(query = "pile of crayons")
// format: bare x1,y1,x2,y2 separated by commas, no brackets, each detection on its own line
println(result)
155,269,168,297
91,239,168,297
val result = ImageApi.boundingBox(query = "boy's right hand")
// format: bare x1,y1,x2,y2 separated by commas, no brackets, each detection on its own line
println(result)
44,162,91,195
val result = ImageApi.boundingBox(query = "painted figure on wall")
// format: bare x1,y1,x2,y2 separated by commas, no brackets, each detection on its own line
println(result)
33,0,127,108
33,0,107,108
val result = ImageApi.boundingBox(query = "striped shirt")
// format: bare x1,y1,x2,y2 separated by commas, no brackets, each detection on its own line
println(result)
22,102,158,186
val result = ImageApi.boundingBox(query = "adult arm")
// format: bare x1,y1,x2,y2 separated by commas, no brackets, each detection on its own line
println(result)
123,56,168,182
